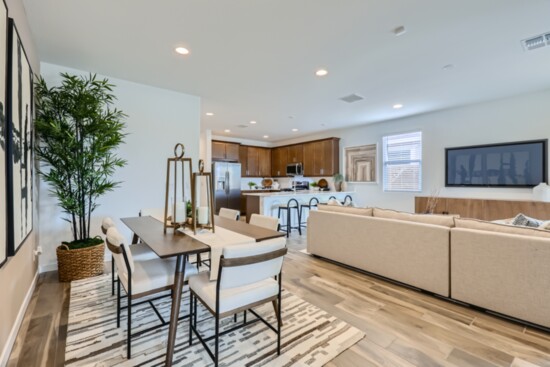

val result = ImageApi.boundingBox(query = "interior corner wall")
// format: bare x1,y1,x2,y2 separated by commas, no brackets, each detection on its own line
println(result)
275,88,550,212
0,0,40,364
38,62,201,271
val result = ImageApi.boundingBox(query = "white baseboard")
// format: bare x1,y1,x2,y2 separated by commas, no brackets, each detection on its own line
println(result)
39,262,58,273
0,271,39,367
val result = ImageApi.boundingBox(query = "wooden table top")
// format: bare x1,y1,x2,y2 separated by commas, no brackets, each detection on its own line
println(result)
213,215,285,242
121,216,209,258
121,215,284,259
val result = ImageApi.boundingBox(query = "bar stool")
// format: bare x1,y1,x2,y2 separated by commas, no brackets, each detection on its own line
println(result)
277,198,301,237
300,197,319,228
342,195,353,205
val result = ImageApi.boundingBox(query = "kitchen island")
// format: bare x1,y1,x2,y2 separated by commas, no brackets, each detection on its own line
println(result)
243,191,355,222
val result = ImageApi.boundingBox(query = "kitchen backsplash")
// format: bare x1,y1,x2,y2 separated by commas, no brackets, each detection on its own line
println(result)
241,176,336,191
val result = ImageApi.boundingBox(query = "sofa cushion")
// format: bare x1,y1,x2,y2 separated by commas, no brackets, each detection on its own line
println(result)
454,217,550,239
372,208,455,227
317,204,373,216
539,220,550,231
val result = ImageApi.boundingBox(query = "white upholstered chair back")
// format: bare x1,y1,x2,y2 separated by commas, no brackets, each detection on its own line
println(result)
102,217,116,234
219,208,240,220
106,227,135,275
219,237,286,289
249,214,279,231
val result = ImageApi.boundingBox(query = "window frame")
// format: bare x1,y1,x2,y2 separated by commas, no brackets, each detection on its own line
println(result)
382,131,423,192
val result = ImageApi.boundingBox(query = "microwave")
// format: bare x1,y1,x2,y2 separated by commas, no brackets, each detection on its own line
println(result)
286,163,303,176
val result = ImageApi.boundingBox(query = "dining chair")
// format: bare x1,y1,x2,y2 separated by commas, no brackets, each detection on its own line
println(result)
219,207,240,221
102,217,158,296
249,213,279,231
105,226,198,359
188,237,287,366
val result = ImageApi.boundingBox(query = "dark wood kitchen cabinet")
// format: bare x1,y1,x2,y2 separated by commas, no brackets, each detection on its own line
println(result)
271,146,288,177
303,138,339,177
242,146,271,177
212,141,240,161
287,144,303,164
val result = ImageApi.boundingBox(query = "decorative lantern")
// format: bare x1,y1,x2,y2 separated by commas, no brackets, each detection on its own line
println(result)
190,159,215,234
163,143,194,233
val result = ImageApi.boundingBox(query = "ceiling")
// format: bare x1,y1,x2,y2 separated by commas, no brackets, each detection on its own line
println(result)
23,0,550,142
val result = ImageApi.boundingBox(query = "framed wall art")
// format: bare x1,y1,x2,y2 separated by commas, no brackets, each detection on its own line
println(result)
7,18,33,255
344,144,377,183
0,0,8,267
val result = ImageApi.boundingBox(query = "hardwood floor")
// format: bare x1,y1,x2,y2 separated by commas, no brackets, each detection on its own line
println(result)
8,230,550,366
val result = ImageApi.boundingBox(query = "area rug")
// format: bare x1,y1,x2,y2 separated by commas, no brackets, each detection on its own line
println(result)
65,274,364,366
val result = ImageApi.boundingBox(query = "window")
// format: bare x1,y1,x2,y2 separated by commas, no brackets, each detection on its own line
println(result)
382,131,422,192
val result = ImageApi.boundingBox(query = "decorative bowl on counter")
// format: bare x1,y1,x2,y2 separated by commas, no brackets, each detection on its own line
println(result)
318,178,328,189
262,178,273,187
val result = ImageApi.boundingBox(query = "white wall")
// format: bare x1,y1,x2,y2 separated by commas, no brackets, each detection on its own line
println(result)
275,89,550,211
38,63,201,270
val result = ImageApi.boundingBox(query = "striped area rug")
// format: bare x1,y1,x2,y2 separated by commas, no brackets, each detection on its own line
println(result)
65,274,364,366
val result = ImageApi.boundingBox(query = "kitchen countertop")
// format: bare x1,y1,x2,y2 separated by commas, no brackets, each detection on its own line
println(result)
242,190,355,197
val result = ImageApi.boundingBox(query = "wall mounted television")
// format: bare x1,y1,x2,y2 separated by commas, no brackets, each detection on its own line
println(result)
446,139,547,187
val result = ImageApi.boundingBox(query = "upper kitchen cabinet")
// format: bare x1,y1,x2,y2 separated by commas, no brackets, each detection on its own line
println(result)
242,146,271,177
303,138,340,177
212,141,240,161
271,146,288,177
287,144,303,164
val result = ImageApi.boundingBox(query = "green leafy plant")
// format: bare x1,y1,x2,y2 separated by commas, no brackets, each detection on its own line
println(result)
333,173,344,183
248,181,257,188
310,181,319,187
35,73,127,246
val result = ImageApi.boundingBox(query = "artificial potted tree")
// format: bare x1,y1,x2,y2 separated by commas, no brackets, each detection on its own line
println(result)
35,73,127,282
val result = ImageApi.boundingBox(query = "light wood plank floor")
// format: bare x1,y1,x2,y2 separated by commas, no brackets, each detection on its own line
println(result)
8,230,550,366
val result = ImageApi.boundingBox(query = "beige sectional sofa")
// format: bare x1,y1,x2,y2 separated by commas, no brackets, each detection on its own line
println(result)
307,205,550,328
451,218,550,328
307,206,453,297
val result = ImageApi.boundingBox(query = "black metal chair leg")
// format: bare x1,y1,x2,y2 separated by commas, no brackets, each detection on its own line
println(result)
297,208,302,236
117,280,121,328
189,292,193,346
111,256,115,296
127,294,132,359
214,314,220,367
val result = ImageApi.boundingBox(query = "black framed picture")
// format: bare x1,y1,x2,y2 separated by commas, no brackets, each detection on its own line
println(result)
7,18,33,256
0,0,7,267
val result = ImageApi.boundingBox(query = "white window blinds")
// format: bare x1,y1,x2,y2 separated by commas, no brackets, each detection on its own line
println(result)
382,131,422,192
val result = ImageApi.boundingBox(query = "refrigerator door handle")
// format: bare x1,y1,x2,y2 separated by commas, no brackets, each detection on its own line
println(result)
225,171,230,195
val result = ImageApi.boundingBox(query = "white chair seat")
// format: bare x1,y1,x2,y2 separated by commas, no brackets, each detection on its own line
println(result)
189,272,278,314
129,243,158,261
119,258,197,295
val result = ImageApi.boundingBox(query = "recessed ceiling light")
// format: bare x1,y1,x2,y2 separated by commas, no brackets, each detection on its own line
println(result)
315,69,328,77
292,128,299,132
175,47,190,55
205,112,214,116
250,120,257,124
263,135,269,139
393,104,403,109
224,129,231,133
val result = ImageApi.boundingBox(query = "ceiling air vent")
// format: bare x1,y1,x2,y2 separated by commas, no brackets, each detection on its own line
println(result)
237,124,249,128
522,33,550,51
340,93,364,103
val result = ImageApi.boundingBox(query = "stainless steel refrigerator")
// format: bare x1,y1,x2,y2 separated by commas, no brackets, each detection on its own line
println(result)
212,162,242,214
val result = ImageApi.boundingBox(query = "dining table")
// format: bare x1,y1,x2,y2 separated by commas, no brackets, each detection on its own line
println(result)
121,214,285,367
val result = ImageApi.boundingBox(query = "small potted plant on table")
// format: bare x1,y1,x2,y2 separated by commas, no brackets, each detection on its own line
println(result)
35,73,127,282
333,173,344,192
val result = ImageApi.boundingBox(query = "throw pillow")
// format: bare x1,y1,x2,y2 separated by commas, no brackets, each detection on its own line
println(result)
512,213,542,228
538,220,550,231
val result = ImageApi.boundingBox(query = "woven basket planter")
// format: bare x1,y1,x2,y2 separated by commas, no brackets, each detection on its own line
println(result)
56,242,105,282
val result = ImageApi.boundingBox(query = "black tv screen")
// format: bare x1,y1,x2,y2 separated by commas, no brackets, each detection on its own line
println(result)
446,140,547,187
